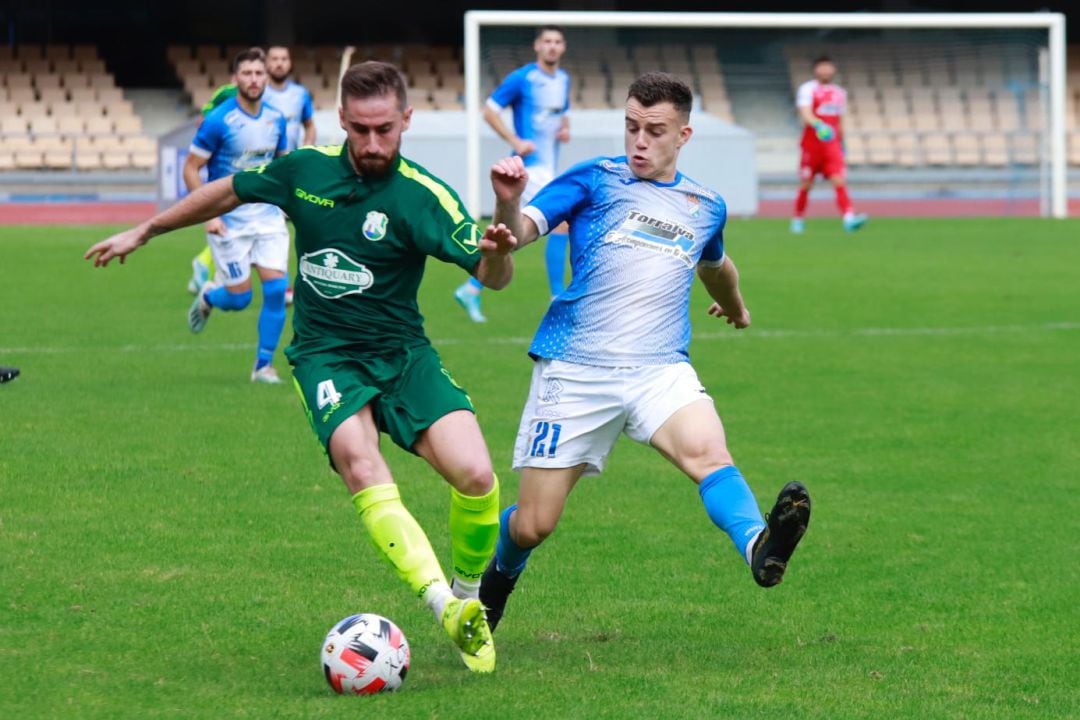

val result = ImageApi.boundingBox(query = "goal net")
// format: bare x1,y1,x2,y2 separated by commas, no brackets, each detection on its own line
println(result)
464,11,1068,219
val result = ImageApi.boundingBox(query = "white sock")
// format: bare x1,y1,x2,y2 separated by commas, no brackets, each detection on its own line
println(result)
423,580,454,619
451,576,480,601
843,210,856,222
745,529,764,566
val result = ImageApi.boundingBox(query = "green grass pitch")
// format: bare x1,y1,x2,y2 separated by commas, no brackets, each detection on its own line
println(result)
2,218,1078,719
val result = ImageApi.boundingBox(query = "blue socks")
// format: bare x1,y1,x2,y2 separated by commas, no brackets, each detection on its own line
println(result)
256,277,288,370
206,286,252,311
494,504,533,577
467,277,483,292
699,466,766,563
545,233,568,296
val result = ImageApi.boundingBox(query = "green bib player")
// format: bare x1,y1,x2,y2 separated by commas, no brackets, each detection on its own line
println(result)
85,60,522,674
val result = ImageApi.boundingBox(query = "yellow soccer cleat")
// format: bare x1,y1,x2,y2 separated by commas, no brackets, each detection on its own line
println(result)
458,617,495,673
441,597,496,673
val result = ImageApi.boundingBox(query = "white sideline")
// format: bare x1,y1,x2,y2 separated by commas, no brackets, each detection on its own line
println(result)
2,322,1078,355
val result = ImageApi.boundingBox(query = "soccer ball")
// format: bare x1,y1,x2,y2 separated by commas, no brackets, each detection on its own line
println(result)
321,613,411,695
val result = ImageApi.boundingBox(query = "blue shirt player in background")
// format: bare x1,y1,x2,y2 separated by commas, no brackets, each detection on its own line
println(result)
189,45,314,305
183,47,291,384
455,25,571,323
264,45,316,151
480,72,813,633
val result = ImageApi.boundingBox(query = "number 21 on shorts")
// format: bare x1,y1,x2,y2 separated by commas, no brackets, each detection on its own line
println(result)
529,421,562,458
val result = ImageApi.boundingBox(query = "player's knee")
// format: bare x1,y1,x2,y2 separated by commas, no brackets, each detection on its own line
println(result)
512,511,557,549
451,460,494,497
680,440,733,479
338,454,387,489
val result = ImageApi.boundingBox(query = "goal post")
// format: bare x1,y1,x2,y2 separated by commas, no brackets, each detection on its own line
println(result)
464,10,1068,219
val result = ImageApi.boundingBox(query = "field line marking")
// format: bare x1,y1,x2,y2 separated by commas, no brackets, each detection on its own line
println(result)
2,322,1078,355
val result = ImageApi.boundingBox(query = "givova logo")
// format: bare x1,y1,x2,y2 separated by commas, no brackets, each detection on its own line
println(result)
603,210,696,267
299,248,374,299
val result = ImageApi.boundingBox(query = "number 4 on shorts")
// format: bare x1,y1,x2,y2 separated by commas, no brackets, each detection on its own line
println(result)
316,379,342,409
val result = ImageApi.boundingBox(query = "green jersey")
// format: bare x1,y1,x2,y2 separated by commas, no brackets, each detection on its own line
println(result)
232,144,483,359
202,83,238,115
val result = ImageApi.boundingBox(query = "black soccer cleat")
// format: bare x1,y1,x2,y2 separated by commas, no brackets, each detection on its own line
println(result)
479,557,519,633
0,367,20,384
751,481,811,588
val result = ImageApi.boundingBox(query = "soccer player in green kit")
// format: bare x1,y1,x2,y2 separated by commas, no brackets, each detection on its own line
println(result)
85,61,523,673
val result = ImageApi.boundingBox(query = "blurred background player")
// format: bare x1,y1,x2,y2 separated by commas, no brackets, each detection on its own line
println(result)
0,366,19,383
184,47,291,383
188,46,314,304
454,24,571,323
264,45,316,151
791,56,868,234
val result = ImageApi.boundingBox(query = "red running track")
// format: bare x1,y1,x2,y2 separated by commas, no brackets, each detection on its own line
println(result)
0,199,1078,224
757,198,1080,218
0,202,157,225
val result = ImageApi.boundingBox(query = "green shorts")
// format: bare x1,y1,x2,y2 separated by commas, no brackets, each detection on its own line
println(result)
291,344,474,455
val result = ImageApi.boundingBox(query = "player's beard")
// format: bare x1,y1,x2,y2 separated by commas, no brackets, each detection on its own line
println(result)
352,141,400,178
240,84,265,103
356,153,395,177
269,69,288,84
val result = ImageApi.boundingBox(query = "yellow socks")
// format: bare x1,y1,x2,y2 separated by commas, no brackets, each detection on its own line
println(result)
448,475,500,599
352,483,452,614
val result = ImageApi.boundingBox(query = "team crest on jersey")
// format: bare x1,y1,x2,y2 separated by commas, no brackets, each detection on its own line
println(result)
685,194,701,217
299,248,374,299
363,211,389,241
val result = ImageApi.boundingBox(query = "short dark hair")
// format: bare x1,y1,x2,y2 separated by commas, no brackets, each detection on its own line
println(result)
536,25,565,40
340,60,407,110
627,72,692,120
232,47,266,73
813,55,834,68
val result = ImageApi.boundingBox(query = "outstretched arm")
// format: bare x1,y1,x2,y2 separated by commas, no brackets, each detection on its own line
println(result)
84,177,242,267
473,223,516,290
697,256,751,329
490,156,541,252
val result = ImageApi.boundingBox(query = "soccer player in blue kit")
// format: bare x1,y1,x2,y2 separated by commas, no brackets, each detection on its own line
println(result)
264,46,316,152
184,47,291,383
189,46,314,304
480,72,813,631
455,25,572,322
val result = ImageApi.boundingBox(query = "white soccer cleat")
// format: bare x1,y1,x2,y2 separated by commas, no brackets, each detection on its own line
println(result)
843,213,869,233
250,365,283,384
188,257,210,295
188,284,214,333
454,286,487,323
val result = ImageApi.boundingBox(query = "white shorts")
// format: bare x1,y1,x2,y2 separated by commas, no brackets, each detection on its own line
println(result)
512,359,712,477
207,222,290,286
522,165,554,205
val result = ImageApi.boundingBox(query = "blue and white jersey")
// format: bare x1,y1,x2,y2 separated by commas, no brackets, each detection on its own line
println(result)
190,97,288,230
264,79,314,151
487,62,571,171
522,156,728,367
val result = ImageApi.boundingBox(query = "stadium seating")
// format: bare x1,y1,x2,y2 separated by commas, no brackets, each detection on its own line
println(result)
0,43,157,172
165,39,1080,171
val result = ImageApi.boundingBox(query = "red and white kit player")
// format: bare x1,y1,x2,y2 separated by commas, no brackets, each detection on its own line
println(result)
792,56,867,234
